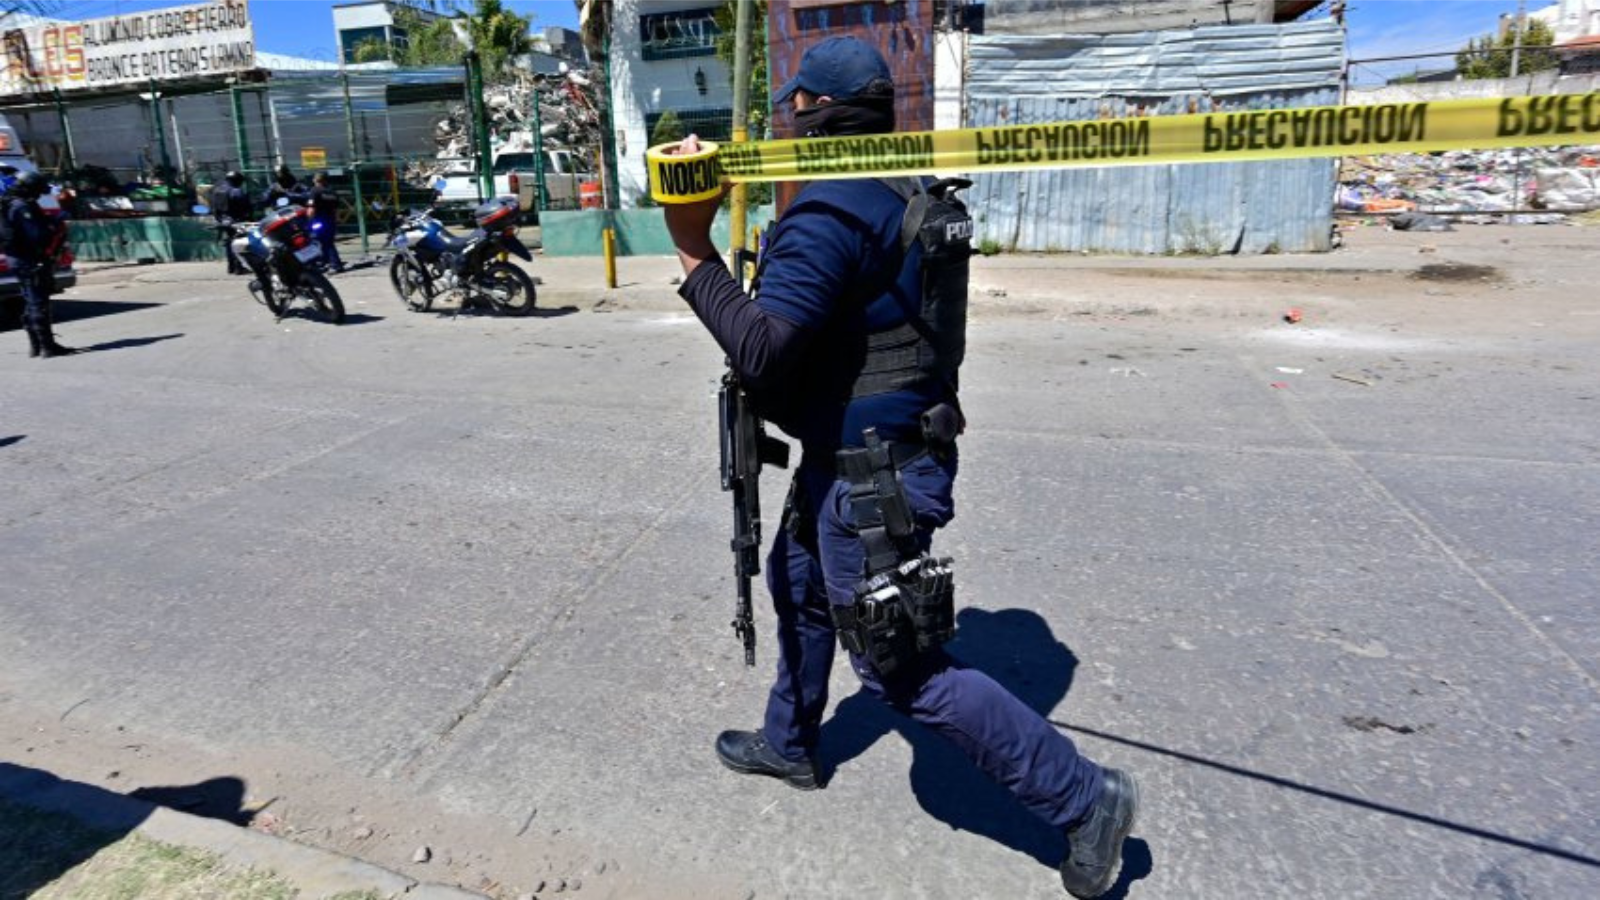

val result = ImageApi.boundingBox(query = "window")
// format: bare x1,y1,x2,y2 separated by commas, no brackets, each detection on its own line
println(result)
340,25,390,62
639,7,719,61
493,153,537,174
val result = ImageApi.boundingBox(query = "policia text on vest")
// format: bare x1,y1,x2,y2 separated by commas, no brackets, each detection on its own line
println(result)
645,93,1600,204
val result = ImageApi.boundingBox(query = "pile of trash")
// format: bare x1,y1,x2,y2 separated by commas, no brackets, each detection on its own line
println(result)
403,64,603,187
1338,147,1600,223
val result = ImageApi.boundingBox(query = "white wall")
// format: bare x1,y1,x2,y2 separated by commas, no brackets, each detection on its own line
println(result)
609,0,732,208
1348,70,1600,104
332,3,397,31
933,30,965,133
1556,0,1600,43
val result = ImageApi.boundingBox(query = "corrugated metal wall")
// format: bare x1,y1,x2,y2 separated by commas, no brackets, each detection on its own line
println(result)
965,19,1345,254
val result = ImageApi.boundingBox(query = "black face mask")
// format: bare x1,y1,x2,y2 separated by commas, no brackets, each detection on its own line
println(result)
793,95,895,138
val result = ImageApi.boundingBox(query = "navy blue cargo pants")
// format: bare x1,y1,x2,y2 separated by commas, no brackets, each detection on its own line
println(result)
761,449,1104,829
19,265,51,334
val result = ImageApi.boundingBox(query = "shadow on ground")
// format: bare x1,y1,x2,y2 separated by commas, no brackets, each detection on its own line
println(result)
817,606,1155,891
87,333,184,353
0,763,256,897
1,299,162,332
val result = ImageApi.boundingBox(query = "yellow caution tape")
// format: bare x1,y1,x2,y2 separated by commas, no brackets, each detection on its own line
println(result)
647,141,725,204
646,93,1600,204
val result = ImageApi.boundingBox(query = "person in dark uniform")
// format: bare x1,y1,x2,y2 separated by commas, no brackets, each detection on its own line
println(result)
308,172,344,271
261,164,306,209
211,170,254,275
661,37,1141,899
6,171,78,358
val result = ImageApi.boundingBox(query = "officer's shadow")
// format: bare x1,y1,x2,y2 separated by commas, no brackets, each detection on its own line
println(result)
818,607,1153,892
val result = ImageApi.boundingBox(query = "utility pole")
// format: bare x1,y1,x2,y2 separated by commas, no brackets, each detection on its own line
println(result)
466,50,494,202
729,0,753,262
1509,0,1527,227
1509,0,1527,78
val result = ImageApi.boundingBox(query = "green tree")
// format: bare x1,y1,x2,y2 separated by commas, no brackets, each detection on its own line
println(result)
351,37,393,64
391,0,533,74
1456,19,1559,79
650,109,687,147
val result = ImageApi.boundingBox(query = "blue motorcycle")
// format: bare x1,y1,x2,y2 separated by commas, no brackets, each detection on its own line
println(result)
386,197,536,315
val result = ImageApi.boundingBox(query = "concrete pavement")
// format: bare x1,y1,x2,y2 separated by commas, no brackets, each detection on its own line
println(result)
6,222,1600,899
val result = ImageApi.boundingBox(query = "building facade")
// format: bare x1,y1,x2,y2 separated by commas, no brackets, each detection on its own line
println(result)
332,0,442,64
605,0,734,208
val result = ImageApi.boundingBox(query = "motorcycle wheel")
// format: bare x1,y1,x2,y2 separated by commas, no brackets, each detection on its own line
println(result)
262,276,286,317
389,255,433,312
481,261,537,316
299,270,346,324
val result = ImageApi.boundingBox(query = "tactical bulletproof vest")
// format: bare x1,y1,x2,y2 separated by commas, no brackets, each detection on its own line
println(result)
851,177,975,399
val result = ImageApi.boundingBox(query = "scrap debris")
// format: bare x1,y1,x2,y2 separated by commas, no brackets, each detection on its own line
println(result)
403,65,603,187
1339,147,1600,224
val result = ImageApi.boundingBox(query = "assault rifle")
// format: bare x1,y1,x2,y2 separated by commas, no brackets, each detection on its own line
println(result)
719,234,787,665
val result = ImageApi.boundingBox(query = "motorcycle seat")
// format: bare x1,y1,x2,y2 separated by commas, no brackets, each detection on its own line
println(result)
437,231,473,253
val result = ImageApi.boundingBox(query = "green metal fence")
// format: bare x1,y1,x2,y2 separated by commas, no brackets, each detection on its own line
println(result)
8,62,599,260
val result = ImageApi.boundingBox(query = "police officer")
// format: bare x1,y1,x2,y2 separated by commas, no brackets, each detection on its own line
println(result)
662,37,1140,898
6,171,78,359
261,164,307,209
308,172,344,271
211,170,254,275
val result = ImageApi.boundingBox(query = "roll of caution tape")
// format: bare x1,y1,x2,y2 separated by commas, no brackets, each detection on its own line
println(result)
646,141,724,205
645,93,1600,204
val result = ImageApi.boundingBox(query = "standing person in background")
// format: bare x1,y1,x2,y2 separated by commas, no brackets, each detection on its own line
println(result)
6,171,79,358
211,170,254,275
262,164,306,208
308,172,344,272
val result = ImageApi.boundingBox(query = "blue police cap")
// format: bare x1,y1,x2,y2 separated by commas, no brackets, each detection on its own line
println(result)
773,36,891,104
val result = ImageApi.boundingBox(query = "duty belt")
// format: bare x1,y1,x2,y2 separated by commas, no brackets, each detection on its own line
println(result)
835,439,927,481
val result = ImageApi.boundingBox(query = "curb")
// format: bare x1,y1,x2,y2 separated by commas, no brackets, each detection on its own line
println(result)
0,764,485,900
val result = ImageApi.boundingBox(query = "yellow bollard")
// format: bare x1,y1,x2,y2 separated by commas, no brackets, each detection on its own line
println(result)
603,227,617,288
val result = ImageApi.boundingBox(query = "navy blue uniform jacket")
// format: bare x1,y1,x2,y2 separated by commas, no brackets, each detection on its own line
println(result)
678,178,948,456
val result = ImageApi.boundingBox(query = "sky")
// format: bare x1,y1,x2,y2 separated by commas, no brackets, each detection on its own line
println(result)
1342,0,1548,85
15,0,1552,83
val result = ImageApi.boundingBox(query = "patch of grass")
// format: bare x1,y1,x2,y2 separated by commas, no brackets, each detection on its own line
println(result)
1,798,298,900
977,237,1003,256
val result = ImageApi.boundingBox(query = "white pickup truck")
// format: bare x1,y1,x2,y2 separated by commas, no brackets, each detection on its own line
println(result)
433,149,594,216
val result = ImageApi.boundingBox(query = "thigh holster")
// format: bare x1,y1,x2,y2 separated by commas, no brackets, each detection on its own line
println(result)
830,429,957,674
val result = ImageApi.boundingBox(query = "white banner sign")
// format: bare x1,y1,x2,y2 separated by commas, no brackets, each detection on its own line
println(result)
1,0,255,97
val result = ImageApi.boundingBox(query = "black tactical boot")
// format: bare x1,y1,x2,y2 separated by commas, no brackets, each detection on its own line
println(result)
715,730,818,790
25,325,42,358
38,312,80,357
1060,768,1140,898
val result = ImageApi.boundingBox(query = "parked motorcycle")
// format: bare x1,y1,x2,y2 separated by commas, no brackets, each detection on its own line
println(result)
386,198,536,316
226,203,345,324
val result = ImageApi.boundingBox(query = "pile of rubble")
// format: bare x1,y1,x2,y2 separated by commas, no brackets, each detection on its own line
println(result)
1339,147,1600,223
404,65,603,188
